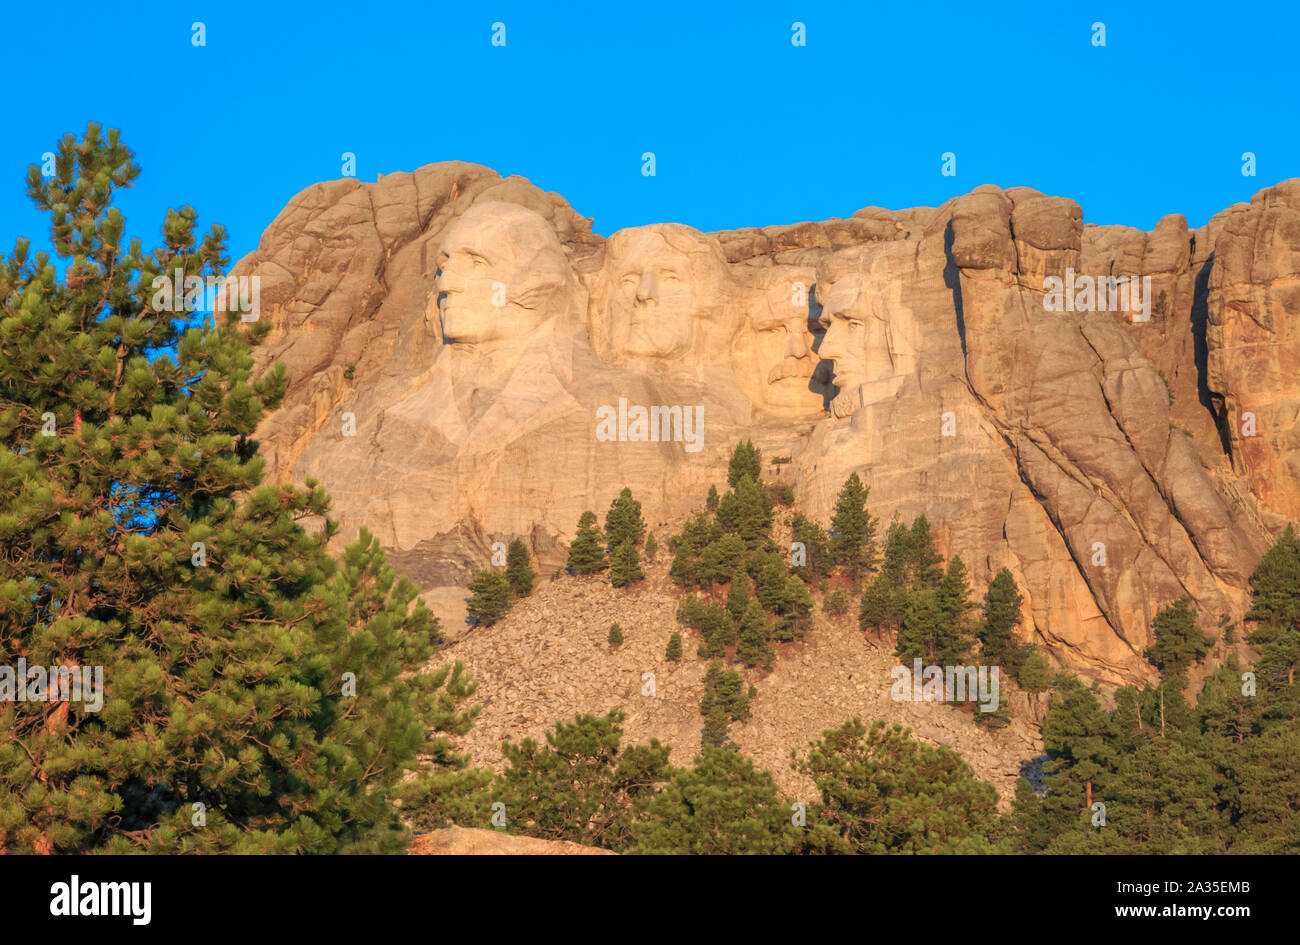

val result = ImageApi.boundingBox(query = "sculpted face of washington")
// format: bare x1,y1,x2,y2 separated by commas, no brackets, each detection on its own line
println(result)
434,200,584,354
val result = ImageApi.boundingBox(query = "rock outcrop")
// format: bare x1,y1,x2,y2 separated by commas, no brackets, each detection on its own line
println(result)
408,826,614,855
227,165,1300,686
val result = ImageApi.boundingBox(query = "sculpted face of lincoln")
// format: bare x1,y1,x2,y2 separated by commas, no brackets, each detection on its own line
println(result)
817,274,892,418
594,224,733,362
817,276,868,417
815,266,917,419
435,201,578,345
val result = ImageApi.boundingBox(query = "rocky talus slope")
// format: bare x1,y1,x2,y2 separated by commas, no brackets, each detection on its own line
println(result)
438,556,1042,808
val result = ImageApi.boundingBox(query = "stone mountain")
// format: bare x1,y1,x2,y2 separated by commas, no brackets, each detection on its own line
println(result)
223,163,1300,687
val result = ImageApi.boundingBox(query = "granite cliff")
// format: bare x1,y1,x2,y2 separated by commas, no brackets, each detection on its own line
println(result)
225,164,1300,686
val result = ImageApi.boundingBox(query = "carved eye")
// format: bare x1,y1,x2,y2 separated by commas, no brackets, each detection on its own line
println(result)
620,274,639,289
470,253,489,267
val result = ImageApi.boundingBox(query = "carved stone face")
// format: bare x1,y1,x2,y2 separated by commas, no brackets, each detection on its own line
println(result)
817,274,893,419
435,202,576,345
732,273,827,415
817,276,867,416
595,224,732,361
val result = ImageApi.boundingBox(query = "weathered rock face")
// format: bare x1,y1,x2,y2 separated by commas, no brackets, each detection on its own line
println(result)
229,164,1300,686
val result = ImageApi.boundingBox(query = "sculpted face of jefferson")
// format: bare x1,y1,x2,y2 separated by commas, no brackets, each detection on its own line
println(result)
435,201,579,345
594,224,733,362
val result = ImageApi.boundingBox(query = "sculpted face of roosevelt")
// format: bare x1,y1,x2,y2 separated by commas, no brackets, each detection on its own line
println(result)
435,202,577,346
732,272,828,416
595,224,732,361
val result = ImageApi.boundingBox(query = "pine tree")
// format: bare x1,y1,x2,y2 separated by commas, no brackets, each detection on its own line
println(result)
881,518,911,583
1009,631,1300,853
670,540,696,587
1244,525,1300,686
1196,655,1255,745
676,594,706,630
701,703,731,750
859,571,902,636
698,604,736,658
0,125,456,853
566,510,608,574
716,474,773,549
1222,724,1300,852
727,439,762,488
668,512,713,587
1139,677,1194,738
1036,676,1119,842
700,661,751,734
680,596,733,657
726,569,750,624
466,569,512,626
701,534,746,585
608,540,644,588
1244,524,1300,629
1145,595,1211,683
979,567,1024,666
776,576,814,641
790,513,830,582
603,487,645,553
644,531,658,560
1016,645,1053,695
936,556,977,660
906,515,944,587
498,710,670,851
505,537,534,597
895,588,943,663
793,719,1000,853
630,748,801,854
829,472,878,577
608,623,624,646
756,558,787,612
1007,778,1055,854
393,661,495,832
666,632,683,661
706,484,720,511
737,599,775,670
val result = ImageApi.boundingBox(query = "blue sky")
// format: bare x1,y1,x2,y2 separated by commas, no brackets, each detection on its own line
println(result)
2,0,1295,267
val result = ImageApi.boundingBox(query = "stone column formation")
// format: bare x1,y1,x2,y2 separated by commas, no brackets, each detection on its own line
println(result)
222,161,1300,685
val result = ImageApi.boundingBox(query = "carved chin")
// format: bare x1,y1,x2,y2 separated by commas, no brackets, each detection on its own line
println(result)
625,327,686,358
830,386,862,419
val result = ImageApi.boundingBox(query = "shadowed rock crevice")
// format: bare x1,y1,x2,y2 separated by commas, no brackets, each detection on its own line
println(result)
1191,252,1232,458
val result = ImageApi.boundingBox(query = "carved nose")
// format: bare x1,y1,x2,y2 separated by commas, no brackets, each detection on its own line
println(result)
785,323,808,358
819,324,842,358
636,271,658,304
436,266,462,293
